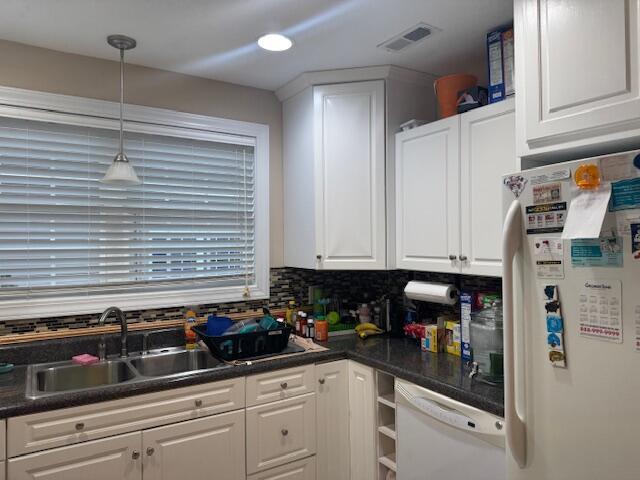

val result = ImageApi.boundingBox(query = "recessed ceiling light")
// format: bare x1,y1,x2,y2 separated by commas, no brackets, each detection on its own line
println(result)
257,33,293,52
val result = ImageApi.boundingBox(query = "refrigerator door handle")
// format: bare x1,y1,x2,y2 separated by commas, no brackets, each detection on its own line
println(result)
502,199,527,468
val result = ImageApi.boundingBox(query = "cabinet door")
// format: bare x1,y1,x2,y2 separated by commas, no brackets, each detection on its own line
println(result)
8,432,141,480
460,99,516,276
316,360,350,480
314,81,386,270
348,361,376,480
395,116,461,273
246,393,316,474
142,410,244,480
517,0,640,155
0,419,5,461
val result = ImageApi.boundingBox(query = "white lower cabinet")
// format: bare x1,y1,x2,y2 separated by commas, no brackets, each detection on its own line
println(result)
247,457,316,480
0,419,5,461
246,393,316,475
348,361,376,480
315,360,350,480
0,461,5,480
142,410,245,480
8,432,141,480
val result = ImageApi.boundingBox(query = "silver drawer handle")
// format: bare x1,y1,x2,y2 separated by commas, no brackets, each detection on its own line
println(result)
318,378,325,384
132,450,140,460
280,382,288,389
281,428,289,436
194,399,203,408
146,447,155,456
75,422,85,431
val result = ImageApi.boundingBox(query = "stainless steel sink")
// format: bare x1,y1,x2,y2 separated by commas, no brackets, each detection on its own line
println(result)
26,347,227,399
129,349,221,377
34,360,136,393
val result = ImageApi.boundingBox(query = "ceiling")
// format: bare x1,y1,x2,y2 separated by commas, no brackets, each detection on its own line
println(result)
0,0,513,91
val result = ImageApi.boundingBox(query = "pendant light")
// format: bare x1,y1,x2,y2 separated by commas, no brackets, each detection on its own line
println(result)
101,34,141,186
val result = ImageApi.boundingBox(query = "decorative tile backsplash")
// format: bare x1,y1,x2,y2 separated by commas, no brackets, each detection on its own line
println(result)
0,267,502,337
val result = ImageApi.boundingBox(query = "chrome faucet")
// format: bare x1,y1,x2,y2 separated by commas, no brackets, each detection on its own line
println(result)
97,307,129,360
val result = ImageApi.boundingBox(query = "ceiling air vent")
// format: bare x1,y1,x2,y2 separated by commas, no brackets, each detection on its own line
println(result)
378,22,440,53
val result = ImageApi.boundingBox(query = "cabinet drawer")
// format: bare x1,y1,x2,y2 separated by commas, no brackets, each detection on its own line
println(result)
247,365,315,407
247,456,316,480
8,377,244,457
246,393,316,474
0,419,5,461
7,432,140,480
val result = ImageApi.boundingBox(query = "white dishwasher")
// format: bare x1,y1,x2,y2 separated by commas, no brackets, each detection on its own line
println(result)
395,379,505,480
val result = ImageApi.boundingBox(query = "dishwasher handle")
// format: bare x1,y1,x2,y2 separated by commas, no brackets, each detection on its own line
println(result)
396,380,504,437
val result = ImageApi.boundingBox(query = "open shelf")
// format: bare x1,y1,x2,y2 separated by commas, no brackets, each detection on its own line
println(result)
378,424,396,441
377,393,396,409
378,452,397,472
376,371,397,480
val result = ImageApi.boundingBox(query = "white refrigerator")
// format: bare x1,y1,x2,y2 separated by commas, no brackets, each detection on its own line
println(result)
502,150,640,480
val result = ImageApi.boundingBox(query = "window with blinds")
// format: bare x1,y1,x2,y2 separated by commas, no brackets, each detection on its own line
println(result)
0,116,256,302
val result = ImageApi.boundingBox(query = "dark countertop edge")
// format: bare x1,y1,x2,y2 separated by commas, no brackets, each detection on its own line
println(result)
0,346,504,419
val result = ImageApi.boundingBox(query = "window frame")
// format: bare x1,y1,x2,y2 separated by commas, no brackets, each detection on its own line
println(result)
0,86,270,321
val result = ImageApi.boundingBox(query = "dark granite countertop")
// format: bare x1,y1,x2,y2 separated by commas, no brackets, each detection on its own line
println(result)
0,334,503,419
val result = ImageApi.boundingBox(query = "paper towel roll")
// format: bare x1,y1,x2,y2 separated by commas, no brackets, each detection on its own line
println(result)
404,281,459,305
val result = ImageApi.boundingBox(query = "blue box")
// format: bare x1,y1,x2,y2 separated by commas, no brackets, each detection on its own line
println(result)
460,292,473,361
487,26,514,103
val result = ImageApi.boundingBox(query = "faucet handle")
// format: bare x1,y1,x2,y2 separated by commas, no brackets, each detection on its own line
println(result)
97,337,107,361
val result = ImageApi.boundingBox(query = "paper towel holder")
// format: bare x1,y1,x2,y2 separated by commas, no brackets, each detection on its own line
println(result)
403,281,459,305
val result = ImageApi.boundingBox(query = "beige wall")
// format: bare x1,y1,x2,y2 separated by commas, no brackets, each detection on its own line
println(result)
0,39,284,267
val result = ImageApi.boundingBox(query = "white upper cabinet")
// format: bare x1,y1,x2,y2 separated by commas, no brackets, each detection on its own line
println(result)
395,116,460,274
516,0,640,158
395,99,516,277
460,99,515,276
314,81,386,270
282,66,437,270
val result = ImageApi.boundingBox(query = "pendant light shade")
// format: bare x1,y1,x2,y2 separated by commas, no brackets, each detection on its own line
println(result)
101,34,141,186
102,152,141,185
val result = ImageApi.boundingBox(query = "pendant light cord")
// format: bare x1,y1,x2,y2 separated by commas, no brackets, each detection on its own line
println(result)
119,48,124,156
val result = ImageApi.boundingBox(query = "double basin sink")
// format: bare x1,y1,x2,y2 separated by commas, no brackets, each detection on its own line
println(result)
27,348,225,399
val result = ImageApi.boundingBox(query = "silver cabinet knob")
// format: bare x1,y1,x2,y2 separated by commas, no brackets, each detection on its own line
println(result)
316,254,322,260
495,421,503,431
75,422,85,431
459,255,468,261
194,399,203,408
318,378,325,385
281,428,289,436
448,254,457,261
280,382,288,389
132,451,140,460
146,447,155,456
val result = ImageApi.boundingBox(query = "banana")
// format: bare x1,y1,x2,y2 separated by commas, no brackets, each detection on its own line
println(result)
355,322,382,333
358,329,383,339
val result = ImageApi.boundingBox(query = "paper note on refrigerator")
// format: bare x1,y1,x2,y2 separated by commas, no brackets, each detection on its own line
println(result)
578,279,622,343
534,237,564,279
561,184,611,240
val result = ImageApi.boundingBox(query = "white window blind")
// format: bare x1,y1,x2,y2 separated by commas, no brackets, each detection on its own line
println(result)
0,116,256,301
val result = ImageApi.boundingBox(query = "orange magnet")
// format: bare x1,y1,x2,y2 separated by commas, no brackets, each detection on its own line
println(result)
574,163,601,190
